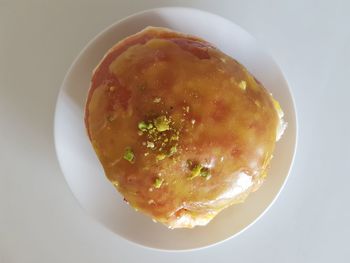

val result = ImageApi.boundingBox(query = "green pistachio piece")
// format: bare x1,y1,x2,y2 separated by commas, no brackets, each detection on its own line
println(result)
153,178,164,188
123,148,135,163
169,146,177,156
190,164,202,179
154,116,170,132
200,167,210,178
189,163,211,179
156,153,167,161
138,121,153,132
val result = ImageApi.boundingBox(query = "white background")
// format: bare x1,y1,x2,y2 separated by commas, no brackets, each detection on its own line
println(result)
0,0,349,262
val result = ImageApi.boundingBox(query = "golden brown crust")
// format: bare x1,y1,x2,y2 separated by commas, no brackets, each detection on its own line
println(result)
85,27,282,228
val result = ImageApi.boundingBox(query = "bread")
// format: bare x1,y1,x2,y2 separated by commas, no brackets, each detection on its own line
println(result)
85,27,286,228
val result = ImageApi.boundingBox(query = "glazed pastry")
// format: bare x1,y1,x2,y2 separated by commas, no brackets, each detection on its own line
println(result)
85,27,286,228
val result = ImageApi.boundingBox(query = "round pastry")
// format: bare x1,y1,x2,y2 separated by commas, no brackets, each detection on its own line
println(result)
85,27,286,228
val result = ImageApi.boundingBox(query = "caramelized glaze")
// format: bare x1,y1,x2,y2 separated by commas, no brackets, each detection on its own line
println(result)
85,27,283,228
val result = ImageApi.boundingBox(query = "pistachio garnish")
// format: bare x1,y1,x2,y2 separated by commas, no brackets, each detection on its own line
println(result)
138,121,153,131
190,164,202,179
156,153,167,161
199,167,210,178
153,178,164,188
188,162,211,179
169,146,177,156
170,134,179,141
139,114,180,162
154,115,170,132
123,148,135,163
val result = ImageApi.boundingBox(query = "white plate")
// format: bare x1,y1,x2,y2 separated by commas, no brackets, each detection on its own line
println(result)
54,7,297,251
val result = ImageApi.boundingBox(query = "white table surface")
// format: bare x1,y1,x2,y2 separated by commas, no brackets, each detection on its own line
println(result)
1,0,349,262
